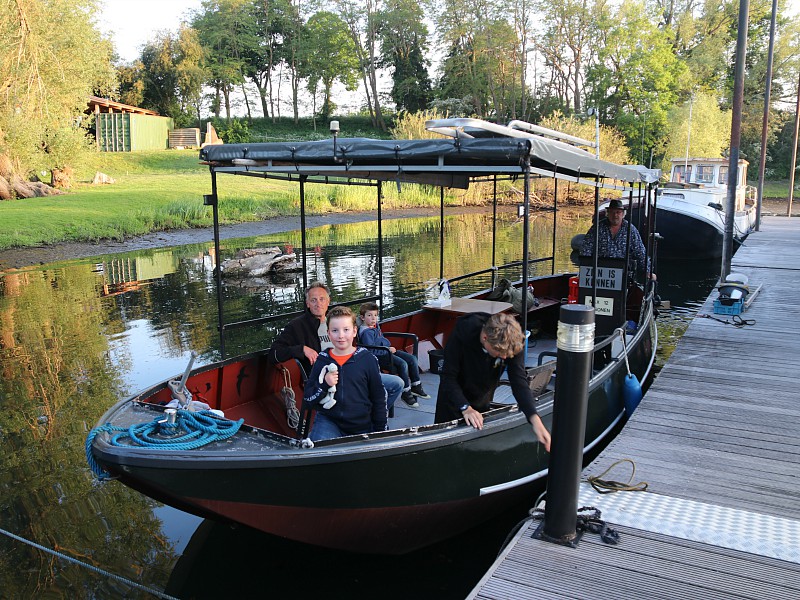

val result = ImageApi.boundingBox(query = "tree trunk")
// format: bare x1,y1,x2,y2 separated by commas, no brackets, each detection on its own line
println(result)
0,175,12,199
223,86,232,122
214,84,222,119
50,168,73,190
254,77,269,118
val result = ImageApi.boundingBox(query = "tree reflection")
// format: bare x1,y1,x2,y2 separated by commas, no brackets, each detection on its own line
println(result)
0,266,178,596
0,207,592,594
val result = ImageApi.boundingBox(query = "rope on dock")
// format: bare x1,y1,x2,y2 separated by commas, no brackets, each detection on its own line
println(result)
584,458,649,494
0,526,180,600
698,313,756,327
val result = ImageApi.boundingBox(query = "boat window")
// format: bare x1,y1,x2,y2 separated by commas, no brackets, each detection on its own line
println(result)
696,165,714,183
672,164,692,183
718,166,729,184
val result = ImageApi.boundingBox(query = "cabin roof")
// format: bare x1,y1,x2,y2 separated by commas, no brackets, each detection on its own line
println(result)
201,135,655,190
670,157,748,166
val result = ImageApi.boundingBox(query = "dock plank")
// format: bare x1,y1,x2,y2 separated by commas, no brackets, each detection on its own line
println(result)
471,216,800,599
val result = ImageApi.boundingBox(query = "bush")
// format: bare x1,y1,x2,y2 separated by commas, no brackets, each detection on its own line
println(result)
390,110,445,140
218,119,250,144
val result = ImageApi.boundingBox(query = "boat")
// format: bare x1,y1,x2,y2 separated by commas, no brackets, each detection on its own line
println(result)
87,118,659,554
629,157,757,259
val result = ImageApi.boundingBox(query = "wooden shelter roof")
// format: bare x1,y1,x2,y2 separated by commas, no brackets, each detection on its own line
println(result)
87,96,160,116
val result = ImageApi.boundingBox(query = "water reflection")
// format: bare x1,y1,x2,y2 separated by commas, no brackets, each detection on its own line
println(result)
0,208,717,596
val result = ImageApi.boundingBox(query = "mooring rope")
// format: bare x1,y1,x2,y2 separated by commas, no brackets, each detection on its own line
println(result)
86,409,244,480
584,458,649,494
698,313,756,328
0,526,180,600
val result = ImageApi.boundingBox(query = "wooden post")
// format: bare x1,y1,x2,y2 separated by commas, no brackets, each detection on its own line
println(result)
787,69,800,217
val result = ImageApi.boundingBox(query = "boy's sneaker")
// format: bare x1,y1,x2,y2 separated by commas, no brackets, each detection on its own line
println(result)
410,384,430,399
401,391,419,407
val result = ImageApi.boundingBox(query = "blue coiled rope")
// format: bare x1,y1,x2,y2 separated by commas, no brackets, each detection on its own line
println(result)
86,410,244,480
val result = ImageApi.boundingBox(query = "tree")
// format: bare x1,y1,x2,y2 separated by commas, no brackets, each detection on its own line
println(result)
585,0,686,158
533,0,604,114
298,11,360,120
378,0,432,113
133,26,206,127
241,0,297,120
192,0,250,121
658,92,731,171
0,0,114,183
331,0,387,130
0,0,115,188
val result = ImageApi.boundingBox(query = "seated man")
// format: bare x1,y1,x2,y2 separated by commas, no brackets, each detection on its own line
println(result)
268,281,403,410
580,199,655,281
434,312,550,451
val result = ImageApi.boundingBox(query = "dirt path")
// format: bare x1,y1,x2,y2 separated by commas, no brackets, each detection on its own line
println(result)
0,208,446,271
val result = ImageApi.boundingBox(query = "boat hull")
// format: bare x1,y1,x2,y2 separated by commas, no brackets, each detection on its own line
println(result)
632,196,755,259
90,299,656,554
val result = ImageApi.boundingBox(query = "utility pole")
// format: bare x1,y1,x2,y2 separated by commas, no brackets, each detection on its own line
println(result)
722,0,749,282
755,0,778,231
788,69,800,218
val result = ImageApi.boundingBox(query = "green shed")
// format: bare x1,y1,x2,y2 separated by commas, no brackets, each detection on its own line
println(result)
96,113,174,152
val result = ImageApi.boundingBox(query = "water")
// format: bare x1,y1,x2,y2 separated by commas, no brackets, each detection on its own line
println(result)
0,208,720,598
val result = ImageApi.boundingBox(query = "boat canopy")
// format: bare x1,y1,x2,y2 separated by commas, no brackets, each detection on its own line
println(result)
200,129,652,190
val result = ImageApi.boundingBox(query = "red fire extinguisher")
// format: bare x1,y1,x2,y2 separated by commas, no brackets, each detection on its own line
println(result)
568,276,579,304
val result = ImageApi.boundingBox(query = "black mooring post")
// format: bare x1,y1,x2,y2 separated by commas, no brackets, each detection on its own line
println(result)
542,304,595,545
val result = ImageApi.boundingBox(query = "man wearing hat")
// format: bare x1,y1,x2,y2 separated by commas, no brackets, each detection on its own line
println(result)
580,198,654,280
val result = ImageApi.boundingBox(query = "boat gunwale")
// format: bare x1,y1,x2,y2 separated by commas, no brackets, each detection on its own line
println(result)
92,306,656,471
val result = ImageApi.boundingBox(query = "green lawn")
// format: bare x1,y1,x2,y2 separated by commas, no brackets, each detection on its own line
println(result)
0,148,449,250
756,179,798,200
4,145,794,252
0,150,297,249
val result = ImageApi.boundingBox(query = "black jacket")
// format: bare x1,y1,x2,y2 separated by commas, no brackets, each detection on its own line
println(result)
268,309,326,374
434,312,537,423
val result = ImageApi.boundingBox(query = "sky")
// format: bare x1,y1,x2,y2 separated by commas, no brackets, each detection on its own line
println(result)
100,0,800,65
98,0,202,63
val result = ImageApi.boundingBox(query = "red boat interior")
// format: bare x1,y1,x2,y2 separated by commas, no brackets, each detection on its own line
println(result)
139,275,644,438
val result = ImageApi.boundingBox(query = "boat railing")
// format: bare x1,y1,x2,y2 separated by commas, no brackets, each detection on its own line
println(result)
220,294,381,332
446,256,554,286
424,117,597,159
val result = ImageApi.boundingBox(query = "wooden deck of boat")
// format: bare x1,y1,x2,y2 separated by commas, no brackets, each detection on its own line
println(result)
469,215,800,599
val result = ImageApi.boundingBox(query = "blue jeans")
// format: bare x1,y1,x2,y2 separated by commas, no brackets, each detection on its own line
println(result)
310,375,402,441
381,373,403,408
309,413,344,441
383,351,420,389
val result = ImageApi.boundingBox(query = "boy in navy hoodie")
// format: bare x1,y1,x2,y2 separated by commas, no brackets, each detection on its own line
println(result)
359,302,429,407
304,306,388,441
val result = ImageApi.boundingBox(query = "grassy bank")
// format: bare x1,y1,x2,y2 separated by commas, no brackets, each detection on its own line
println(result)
756,179,797,200
4,140,796,252
0,148,457,251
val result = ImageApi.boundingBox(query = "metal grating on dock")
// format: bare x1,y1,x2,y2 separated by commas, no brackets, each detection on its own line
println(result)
470,216,800,599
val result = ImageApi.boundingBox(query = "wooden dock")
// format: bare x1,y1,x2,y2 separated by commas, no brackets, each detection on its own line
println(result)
469,215,800,598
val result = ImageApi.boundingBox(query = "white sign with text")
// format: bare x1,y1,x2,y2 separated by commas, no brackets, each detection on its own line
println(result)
579,265,624,291
584,296,614,316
